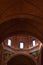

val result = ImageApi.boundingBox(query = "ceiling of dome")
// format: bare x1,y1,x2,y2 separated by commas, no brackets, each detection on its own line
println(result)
0,0,43,23
0,0,43,43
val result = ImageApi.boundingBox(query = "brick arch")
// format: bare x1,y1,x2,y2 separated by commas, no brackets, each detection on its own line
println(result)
0,18,43,43
7,53,36,65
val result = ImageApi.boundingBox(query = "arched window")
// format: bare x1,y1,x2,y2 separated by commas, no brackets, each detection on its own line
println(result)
20,42,24,49
32,40,36,46
8,39,11,46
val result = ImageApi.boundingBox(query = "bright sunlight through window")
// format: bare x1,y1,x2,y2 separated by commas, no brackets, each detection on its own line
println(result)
32,40,36,46
8,39,11,46
20,42,24,49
